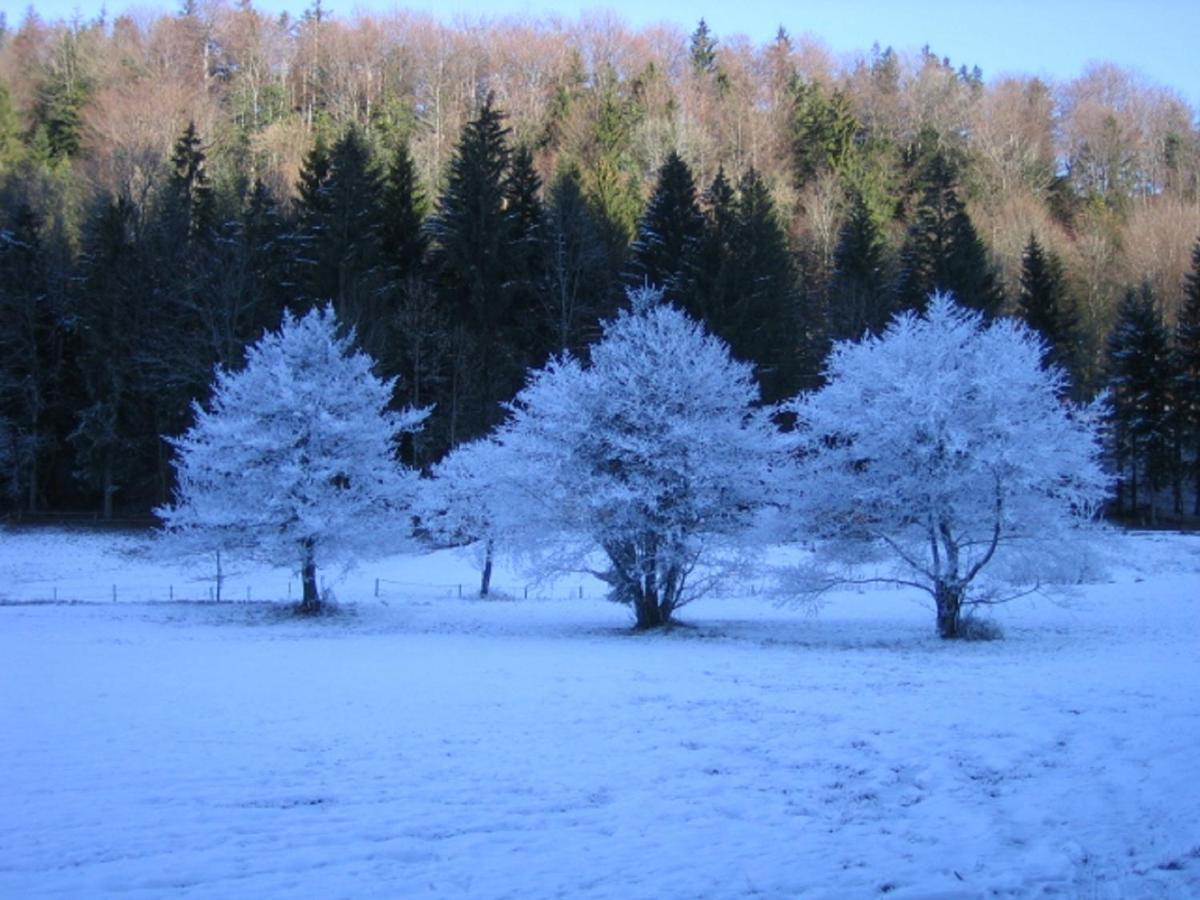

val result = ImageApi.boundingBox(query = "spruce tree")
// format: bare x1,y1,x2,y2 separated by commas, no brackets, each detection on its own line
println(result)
896,152,1004,316
541,166,611,356
1106,284,1175,521
1018,233,1080,386
504,145,548,368
689,19,718,75
71,197,152,517
379,140,428,289
0,205,57,511
296,125,385,344
828,189,893,341
732,169,813,399
1175,239,1200,514
428,93,522,444
626,150,704,305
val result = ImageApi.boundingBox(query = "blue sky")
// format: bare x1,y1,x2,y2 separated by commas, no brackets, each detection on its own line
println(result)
10,0,1200,109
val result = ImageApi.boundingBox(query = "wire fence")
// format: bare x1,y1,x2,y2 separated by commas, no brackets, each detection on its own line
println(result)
0,575,591,606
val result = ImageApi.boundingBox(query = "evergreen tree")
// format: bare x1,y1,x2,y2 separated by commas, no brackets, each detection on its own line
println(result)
1106,284,1175,521
428,93,522,444
1018,233,1080,386
0,205,58,511
30,30,91,163
732,169,814,399
791,79,858,191
504,145,548,367
1175,239,1200,515
828,189,893,341
896,152,1004,316
379,140,428,289
541,166,611,356
626,150,703,305
296,125,385,345
165,121,216,241
689,19,718,75
70,197,152,517
689,167,738,327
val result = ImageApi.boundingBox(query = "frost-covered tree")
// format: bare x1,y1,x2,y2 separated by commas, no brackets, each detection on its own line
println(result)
158,306,426,614
481,286,787,628
785,294,1110,639
418,437,523,598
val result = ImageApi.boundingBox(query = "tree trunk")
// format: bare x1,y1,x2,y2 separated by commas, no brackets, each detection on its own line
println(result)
479,538,493,598
935,581,964,639
634,595,665,629
298,540,321,614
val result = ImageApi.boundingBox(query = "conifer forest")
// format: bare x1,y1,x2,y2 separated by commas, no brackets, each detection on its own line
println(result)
1,5,1199,522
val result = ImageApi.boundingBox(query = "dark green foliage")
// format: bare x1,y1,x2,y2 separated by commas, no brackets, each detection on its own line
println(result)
791,79,859,191
896,152,1004,316
689,168,812,401
1106,284,1176,520
70,197,153,517
541,166,612,356
428,94,530,444
165,122,216,241
30,31,91,163
689,19,718,75
1175,240,1200,514
0,205,60,510
627,150,704,304
379,140,428,288
1018,233,1080,386
504,145,548,366
295,125,386,349
828,189,893,341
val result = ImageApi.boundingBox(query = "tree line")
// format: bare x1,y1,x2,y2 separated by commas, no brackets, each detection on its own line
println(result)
0,7,1199,519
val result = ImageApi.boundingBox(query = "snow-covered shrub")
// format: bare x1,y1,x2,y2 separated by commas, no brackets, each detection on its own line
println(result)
471,285,787,628
784,294,1111,638
158,306,427,614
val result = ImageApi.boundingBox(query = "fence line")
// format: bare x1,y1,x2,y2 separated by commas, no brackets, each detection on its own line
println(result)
0,576,589,606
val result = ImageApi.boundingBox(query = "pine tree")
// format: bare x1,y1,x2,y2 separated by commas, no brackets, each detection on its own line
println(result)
71,197,151,517
689,19,718,75
541,166,611,357
731,169,812,399
165,121,216,241
828,188,893,341
0,205,57,511
1175,239,1200,515
296,125,385,344
379,140,428,289
791,79,859,191
1106,284,1175,521
689,167,738,327
896,152,1004,316
428,93,522,444
504,145,548,368
1018,233,1080,386
626,150,703,304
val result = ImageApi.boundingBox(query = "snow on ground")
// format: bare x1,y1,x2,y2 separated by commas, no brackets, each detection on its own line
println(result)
1,526,1198,898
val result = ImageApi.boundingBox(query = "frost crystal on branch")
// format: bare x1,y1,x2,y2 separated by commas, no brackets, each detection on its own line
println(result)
157,306,427,613
785,293,1111,638
459,286,787,628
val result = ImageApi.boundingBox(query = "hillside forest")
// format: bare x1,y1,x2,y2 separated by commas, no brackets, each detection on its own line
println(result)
1,5,1198,521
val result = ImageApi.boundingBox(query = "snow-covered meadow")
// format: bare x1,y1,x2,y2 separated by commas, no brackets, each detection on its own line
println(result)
1,526,1198,898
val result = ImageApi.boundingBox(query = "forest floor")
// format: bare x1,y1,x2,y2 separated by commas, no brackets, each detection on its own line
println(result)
1,527,1198,898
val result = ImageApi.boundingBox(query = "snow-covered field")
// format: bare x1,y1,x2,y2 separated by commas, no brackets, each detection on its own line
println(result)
1,527,1198,898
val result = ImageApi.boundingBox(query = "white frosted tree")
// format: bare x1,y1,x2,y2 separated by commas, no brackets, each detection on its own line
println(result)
418,437,518,598
477,286,787,628
158,306,427,613
785,294,1111,638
